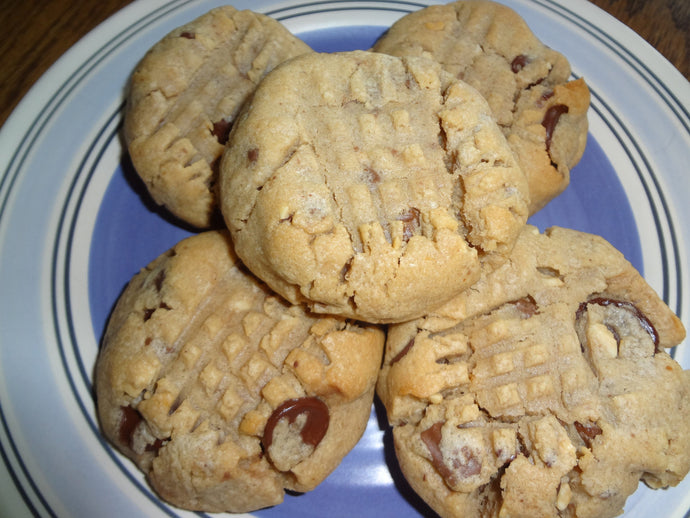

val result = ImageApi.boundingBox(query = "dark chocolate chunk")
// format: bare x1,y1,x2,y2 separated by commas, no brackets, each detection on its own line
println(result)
262,397,329,450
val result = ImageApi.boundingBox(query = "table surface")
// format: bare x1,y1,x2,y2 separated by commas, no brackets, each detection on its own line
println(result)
0,0,688,128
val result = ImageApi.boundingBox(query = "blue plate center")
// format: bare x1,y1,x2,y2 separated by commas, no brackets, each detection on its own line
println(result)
87,24,641,518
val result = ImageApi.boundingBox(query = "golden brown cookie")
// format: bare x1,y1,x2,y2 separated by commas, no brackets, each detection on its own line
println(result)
95,231,384,513
378,225,689,518
124,6,312,228
219,50,530,324
372,0,591,214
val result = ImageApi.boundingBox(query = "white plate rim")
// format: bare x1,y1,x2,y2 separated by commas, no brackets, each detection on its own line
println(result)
0,0,688,517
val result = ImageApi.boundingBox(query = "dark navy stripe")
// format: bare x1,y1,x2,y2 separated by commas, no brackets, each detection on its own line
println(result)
267,0,427,16
273,5,416,19
0,2,199,516
0,406,51,518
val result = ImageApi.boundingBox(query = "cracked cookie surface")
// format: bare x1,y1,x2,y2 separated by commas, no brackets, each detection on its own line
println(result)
378,225,689,518
219,50,529,324
95,231,384,513
124,6,311,228
372,0,590,214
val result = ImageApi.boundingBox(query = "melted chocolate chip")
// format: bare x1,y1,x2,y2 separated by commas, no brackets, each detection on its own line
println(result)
212,119,232,145
509,295,538,318
390,337,415,365
247,147,259,164
119,406,142,448
511,54,530,73
397,207,421,242
168,396,183,416
453,446,482,478
363,167,381,184
605,323,621,347
574,421,602,448
421,422,482,485
339,257,353,283
118,406,163,453
180,32,196,39
143,302,172,322
542,104,569,152
421,422,456,484
262,397,329,450
576,297,660,352
153,269,166,292
144,438,164,453
527,77,546,89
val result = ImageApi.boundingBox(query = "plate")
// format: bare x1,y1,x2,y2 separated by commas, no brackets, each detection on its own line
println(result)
0,0,688,516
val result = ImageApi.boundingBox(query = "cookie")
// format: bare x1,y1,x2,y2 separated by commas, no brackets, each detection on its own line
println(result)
377,225,689,518
94,231,384,513
219,50,530,324
372,0,591,214
124,6,312,228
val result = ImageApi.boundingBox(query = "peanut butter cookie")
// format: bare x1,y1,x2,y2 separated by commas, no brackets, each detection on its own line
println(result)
124,6,311,228
220,50,530,323
373,0,590,214
95,231,384,513
378,225,689,518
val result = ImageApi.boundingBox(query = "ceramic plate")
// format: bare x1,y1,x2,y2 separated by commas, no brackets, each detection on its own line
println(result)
0,0,688,516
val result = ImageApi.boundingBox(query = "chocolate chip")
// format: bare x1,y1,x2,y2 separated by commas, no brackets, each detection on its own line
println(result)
119,406,142,448
421,422,456,484
511,54,530,73
180,31,196,39
452,446,482,479
339,257,353,283
421,422,483,486
247,147,259,164
143,302,171,322
212,119,232,145
390,337,415,365
145,439,164,452
541,91,555,103
262,397,329,451
542,104,569,152
574,421,602,448
509,295,538,318
397,207,421,242
363,167,381,184
118,406,164,453
168,396,183,416
576,297,660,352
153,269,166,292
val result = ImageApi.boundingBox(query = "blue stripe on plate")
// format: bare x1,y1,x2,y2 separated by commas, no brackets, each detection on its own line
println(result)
0,2,200,514
0,406,55,518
